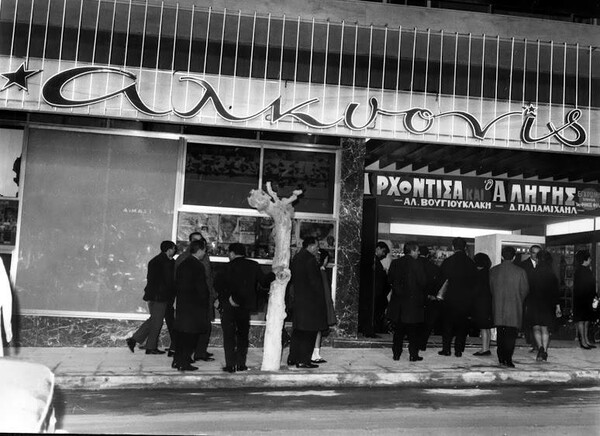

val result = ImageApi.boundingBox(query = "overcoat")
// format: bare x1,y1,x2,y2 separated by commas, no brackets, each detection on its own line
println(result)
290,248,328,332
526,264,559,327
436,250,477,315
573,265,596,322
471,267,493,329
143,252,175,302
174,256,210,334
215,256,274,311
386,255,427,324
489,261,529,329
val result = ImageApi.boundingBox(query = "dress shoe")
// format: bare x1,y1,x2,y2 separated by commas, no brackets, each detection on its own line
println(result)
178,364,199,371
536,347,545,362
126,338,136,353
287,358,297,366
473,350,491,356
206,352,214,357
409,355,423,362
588,344,597,349
454,351,462,357
167,350,175,357
222,366,236,373
296,362,319,369
438,350,451,356
145,349,166,355
171,360,179,369
237,365,249,371
311,358,327,364
194,354,215,362
505,361,515,368
392,353,401,361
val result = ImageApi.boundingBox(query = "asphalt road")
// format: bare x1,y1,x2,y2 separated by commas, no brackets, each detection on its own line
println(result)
56,384,600,435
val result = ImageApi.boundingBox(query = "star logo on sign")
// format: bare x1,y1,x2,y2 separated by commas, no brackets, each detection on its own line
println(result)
522,104,537,117
0,62,42,92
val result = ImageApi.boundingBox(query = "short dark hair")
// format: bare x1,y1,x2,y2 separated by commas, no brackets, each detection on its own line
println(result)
160,240,176,253
403,241,419,255
189,231,204,242
419,245,430,257
376,241,390,255
302,236,317,248
228,243,246,257
474,252,491,269
452,237,467,251
189,239,206,254
529,244,542,253
574,250,591,266
501,245,516,261
539,250,553,266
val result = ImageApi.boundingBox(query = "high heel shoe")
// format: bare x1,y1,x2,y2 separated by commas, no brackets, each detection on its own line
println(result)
542,349,548,361
536,347,544,362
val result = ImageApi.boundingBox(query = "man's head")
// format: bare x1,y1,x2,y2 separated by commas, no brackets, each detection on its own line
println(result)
529,245,542,261
228,243,246,260
189,231,204,242
501,245,516,262
419,245,430,258
403,241,419,259
302,236,319,256
160,240,177,259
375,241,390,259
452,237,467,252
189,239,207,259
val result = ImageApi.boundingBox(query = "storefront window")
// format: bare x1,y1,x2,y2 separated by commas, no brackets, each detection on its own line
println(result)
263,149,336,214
184,143,260,208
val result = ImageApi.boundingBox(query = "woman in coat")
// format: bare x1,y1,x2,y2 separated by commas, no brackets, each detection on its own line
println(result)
526,250,560,362
573,250,597,349
311,249,338,364
471,253,493,356
173,239,210,371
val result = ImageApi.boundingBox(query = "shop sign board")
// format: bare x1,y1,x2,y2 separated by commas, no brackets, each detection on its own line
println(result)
365,171,600,217
1,57,599,154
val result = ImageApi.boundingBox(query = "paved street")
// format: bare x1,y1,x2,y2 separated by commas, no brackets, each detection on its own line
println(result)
57,385,600,435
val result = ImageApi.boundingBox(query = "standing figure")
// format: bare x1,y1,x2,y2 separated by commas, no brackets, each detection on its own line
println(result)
573,250,596,349
126,241,177,355
435,237,477,358
526,250,560,361
373,241,391,335
471,253,493,356
519,244,542,353
174,231,216,362
418,245,441,351
287,237,328,369
489,246,529,368
172,239,210,371
0,261,12,357
216,243,274,373
386,241,427,362
311,248,338,364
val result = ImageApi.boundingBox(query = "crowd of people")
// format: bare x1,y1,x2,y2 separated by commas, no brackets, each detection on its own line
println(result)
125,234,336,372
375,238,598,367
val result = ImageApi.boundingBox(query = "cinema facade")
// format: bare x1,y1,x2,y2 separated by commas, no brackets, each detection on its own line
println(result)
1,0,599,347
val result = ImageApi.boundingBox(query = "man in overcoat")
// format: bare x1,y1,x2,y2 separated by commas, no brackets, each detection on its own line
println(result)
435,237,477,357
126,240,176,355
287,236,328,369
172,239,210,371
489,245,530,368
518,244,541,351
386,241,427,361
216,243,274,372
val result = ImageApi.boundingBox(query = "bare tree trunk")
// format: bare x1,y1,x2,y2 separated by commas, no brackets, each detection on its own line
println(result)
248,183,301,371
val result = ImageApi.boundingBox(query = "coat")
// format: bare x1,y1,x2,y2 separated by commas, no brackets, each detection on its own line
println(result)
215,256,274,312
489,261,529,329
436,250,477,315
143,252,175,302
174,256,210,334
573,265,596,322
290,248,328,332
386,255,427,324
526,264,559,327
471,267,493,329
176,249,215,320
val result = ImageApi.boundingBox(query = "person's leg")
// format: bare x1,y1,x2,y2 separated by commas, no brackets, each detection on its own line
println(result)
312,331,322,361
174,331,195,369
540,326,550,359
296,330,318,365
235,308,251,369
392,323,406,360
481,328,491,352
454,314,468,356
505,327,518,366
145,301,167,351
131,302,154,345
440,309,453,354
496,326,506,365
194,322,212,360
220,304,237,369
583,321,592,346
407,323,422,360
164,300,176,352
288,329,301,364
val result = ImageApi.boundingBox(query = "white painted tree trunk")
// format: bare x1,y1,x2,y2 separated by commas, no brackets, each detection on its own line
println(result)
248,183,301,371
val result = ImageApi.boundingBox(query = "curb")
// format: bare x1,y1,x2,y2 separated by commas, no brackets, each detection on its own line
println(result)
55,369,600,390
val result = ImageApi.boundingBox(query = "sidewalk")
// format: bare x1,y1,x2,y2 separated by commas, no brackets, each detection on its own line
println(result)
4,338,600,391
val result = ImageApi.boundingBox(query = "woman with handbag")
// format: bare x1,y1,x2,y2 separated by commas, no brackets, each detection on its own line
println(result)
573,250,597,349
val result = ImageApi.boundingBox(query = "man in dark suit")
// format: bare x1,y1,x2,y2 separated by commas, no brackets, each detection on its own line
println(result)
373,241,391,335
126,240,177,355
172,239,210,371
519,244,542,352
216,243,274,373
386,241,427,362
287,236,328,369
173,231,216,362
435,237,477,358
418,245,441,351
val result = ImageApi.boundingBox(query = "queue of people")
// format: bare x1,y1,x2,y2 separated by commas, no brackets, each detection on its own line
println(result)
127,234,597,372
